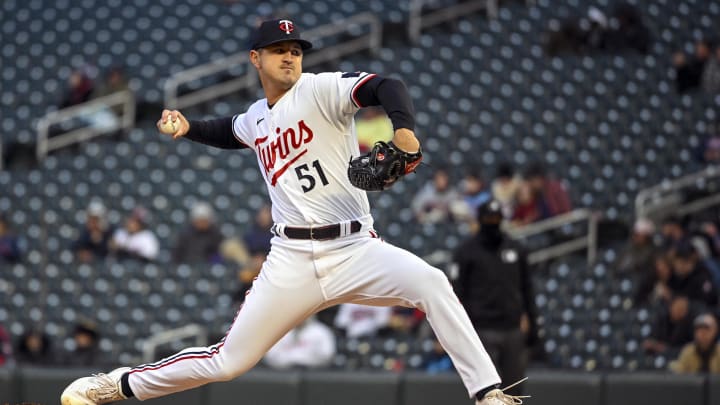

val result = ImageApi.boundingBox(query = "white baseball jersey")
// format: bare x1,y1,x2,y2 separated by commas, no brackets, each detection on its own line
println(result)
231,72,377,225
109,71,502,404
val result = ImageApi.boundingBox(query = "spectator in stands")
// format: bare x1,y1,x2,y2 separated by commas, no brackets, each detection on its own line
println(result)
86,65,132,132
544,3,649,56
583,7,609,52
605,2,650,54
458,167,492,223
660,215,687,250
424,338,454,374
172,202,224,264
63,322,101,367
523,162,572,218
411,166,464,224
635,253,674,306
617,217,657,275
110,206,159,262
388,307,428,338
0,214,23,263
233,205,274,302
491,162,521,219
674,52,698,94
355,106,393,153
334,303,393,338
700,134,720,164
451,200,536,395
673,40,711,94
511,181,544,226
16,329,55,366
73,201,114,263
702,44,720,94
242,204,273,258
668,241,718,308
686,224,720,291
642,294,697,354
698,220,720,289
60,68,94,109
700,220,720,258
263,316,336,370
543,18,584,56
670,313,720,373
92,66,130,109
0,324,12,367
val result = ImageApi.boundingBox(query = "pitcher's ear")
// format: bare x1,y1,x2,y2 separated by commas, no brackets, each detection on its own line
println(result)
249,49,261,67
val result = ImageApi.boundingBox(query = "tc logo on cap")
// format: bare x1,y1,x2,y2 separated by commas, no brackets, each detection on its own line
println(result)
278,20,295,34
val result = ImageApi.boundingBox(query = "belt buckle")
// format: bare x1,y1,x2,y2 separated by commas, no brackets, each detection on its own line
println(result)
309,226,316,241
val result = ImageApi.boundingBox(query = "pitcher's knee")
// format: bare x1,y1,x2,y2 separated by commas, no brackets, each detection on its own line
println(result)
416,266,453,296
214,354,258,381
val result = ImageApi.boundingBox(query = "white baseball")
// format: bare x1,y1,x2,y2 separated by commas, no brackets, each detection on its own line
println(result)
159,118,178,134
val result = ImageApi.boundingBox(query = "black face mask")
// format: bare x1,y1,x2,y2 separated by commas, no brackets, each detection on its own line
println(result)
478,223,503,247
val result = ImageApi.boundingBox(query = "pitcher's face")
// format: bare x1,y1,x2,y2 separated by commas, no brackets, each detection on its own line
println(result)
251,41,304,91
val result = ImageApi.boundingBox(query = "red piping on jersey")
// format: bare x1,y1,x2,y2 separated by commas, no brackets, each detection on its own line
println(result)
270,149,308,186
351,73,377,108
127,343,225,374
128,298,249,375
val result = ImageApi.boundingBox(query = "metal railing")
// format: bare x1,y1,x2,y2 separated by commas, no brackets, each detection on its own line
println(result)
142,323,208,363
505,208,598,265
408,0,497,43
36,90,136,161
429,208,598,270
164,12,382,110
635,165,720,220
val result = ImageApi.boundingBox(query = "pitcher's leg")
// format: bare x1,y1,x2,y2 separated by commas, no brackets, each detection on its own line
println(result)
127,273,324,400
325,239,501,398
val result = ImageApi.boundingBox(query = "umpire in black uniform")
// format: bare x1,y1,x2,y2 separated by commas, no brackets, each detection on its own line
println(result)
451,200,537,395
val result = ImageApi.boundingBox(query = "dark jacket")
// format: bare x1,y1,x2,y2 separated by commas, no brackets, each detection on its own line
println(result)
452,235,536,333
243,225,273,256
16,332,55,366
172,225,224,263
63,344,102,367
649,305,695,347
72,227,114,258
669,263,719,308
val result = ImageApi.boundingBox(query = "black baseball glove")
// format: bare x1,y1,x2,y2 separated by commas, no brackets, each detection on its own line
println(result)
347,141,423,191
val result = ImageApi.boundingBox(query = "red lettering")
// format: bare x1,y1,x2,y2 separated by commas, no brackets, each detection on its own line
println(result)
255,135,269,146
285,128,300,149
255,120,316,186
259,147,273,174
271,137,288,160
299,120,313,143
281,129,291,157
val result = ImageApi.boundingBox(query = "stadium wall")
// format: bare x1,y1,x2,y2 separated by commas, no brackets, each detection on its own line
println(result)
1,367,718,405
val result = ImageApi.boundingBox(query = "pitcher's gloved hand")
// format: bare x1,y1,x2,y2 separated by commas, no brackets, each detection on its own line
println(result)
347,141,422,191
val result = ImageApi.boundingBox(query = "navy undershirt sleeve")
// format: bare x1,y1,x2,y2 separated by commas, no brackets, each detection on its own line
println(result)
354,76,415,131
185,117,248,149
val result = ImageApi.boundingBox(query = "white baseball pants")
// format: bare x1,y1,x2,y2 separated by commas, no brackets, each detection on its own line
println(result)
127,217,500,399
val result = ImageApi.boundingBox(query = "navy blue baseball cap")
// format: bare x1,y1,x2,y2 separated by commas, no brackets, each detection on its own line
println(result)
251,19,313,51
477,200,503,224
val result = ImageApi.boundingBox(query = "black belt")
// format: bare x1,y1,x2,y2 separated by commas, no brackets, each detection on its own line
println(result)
281,220,362,241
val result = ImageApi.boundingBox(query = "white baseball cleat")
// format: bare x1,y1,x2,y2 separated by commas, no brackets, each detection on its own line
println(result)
61,367,131,405
476,378,530,405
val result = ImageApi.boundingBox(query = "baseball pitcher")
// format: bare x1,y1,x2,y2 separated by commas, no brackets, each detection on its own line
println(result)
62,19,526,405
